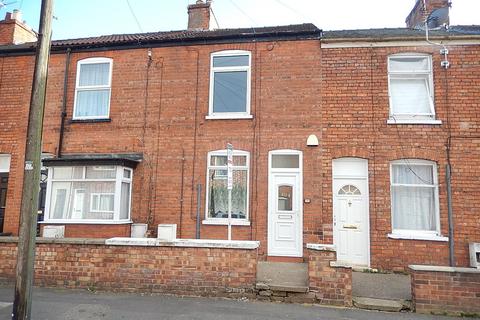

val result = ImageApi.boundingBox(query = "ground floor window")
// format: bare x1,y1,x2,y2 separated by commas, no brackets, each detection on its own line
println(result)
45,165,132,222
206,150,249,221
390,159,439,235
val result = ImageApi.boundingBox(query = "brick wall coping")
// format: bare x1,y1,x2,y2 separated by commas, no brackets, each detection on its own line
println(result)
409,265,480,274
105,237,260,249
0,237,105,245
306,243,336,252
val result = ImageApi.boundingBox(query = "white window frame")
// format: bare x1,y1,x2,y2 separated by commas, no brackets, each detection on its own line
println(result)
90,193,115,213
207,50,252,120
387,54,440,124
389,159,442,239
73,57,113,120
203,149,250,226
43,165,132,224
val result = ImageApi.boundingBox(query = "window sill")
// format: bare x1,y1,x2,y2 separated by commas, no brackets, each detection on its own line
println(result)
387,119,442,125
205,114,253,120
39,220,132,225
70,118,111,124
388,233,448,242
202,219,251,226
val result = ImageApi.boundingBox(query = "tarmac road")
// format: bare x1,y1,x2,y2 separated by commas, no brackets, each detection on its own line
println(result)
0,286,463,320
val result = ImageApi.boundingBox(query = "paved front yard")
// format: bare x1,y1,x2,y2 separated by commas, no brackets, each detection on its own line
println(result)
0,286,465,320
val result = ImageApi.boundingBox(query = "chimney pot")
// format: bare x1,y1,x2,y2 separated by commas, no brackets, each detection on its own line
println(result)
0,10,37,45
405,0,450,29
187,0,211,31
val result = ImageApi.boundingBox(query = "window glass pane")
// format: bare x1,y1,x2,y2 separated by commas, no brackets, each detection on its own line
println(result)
0,155,11,171
75,89,110,118
53,167,83,179
50,180,116,220
389,57,429,72
213,71,247,113
390,78,431,114
85,166,116,179
392,185,436,231
120,182,130,220
51,182,70,219
213,55,249,68
210,155,227,166
278,185,292,211
91,193,114,212
210,155,246,166
79,62,110,86
392,164,433,185
207,169,247,219
123,169,131,179
272,155,300,168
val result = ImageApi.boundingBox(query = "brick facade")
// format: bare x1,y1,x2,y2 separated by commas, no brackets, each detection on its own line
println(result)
0,14,479,271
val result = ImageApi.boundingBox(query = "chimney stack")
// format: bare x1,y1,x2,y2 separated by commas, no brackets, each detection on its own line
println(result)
0,10,37,45
406,0,450,29
187,0,211,31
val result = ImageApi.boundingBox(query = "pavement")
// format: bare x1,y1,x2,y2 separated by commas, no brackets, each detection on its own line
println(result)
0,285,463,320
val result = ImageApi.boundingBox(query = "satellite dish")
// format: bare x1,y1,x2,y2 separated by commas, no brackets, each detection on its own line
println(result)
426,3,451,29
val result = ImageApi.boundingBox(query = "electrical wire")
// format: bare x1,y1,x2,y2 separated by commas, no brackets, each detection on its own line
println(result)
272,0,310,22
210,7,220,29
228,0,258,26
126,0,143,33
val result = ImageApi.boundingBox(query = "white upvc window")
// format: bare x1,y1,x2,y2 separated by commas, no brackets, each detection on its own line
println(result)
390,159,441,238
44,165,132,223
387,54,438,124
204,150,250,224
73,57,113,120
207,50,252,119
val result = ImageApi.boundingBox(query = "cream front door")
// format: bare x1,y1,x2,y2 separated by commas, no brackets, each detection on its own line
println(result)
268,173,302,257
333,179,369,266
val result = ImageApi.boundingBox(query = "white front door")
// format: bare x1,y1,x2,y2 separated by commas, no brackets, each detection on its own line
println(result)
332,158,369,266
268,150,303,257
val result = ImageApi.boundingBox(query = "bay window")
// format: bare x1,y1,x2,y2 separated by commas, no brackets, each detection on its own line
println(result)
45,165,132,223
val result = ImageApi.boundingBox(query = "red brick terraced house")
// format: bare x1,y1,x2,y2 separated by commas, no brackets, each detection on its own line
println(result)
0,0,479,272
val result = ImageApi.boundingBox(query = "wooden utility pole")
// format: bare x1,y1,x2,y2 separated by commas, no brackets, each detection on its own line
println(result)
12,0,53,319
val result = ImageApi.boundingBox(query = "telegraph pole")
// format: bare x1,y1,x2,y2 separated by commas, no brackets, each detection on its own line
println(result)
12,0,53,319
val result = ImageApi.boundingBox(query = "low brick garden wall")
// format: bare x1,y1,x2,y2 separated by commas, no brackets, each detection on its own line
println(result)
410,265,480,316
0,237,259,298
307,244,352,306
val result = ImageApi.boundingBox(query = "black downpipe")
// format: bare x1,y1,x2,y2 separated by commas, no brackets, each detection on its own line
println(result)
446,163,455,267
57,48,71,158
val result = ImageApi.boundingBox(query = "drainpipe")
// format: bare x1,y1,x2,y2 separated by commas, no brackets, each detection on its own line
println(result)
446,163,455,266
57,48,71,158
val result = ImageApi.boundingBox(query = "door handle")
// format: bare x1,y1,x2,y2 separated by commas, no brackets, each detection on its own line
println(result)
343,224,358,230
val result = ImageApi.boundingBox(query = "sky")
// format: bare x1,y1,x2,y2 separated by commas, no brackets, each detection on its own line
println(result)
1,0,479,40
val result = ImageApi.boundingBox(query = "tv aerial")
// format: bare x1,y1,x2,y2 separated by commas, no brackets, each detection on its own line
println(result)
0,1,17,10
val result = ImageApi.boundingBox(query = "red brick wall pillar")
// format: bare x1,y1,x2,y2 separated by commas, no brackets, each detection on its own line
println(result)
307,247,352,306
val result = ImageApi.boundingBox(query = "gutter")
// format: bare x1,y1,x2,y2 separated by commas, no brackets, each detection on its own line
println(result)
0,28,322,56
322,34,480,44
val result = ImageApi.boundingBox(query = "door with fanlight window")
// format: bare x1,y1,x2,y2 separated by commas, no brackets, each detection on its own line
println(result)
332,158,370,266
268,151,303,257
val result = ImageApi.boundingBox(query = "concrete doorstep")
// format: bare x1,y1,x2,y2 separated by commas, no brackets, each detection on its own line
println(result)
353,297,411,312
